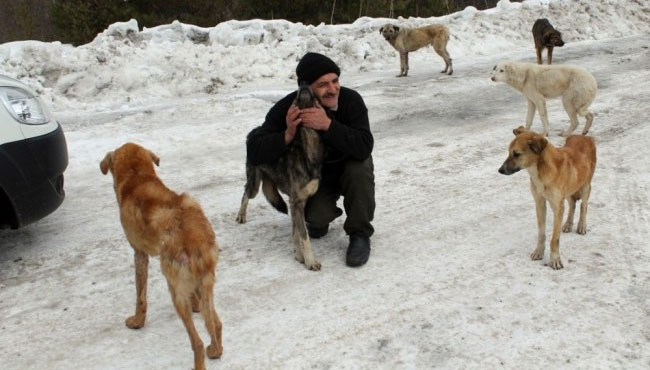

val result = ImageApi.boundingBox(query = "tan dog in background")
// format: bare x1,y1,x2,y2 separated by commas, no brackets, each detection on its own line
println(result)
499,127,596,269
100,143,222,370
491,61,597,137
379,23,453,77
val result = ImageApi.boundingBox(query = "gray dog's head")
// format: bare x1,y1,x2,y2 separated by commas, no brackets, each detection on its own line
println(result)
293,82,318,110
379,24,400,41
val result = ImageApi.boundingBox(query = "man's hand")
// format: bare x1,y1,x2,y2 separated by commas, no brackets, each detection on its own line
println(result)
284,105,301,144
300,102,331,131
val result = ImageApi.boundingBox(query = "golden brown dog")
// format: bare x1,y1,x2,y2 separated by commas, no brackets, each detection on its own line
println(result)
100,143,222,370
498,127,596,269
379,23,453,77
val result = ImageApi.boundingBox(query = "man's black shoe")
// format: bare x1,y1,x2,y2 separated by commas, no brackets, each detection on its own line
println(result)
308,224,329,239
346,234,370,267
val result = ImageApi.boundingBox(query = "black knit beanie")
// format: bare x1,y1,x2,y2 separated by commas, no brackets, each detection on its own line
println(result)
296,52,341,86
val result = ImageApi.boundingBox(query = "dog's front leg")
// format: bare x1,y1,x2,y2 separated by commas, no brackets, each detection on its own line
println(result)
547,47,553,65
530,188,547,261
525,100,537,131
398,52,408,77
290,198,321,271
535,97,550,137
548,199,565,269
536,47,543,65
126,250,149,329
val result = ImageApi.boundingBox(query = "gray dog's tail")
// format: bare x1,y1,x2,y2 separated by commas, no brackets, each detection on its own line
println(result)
243,165,287,214
262,178,288,214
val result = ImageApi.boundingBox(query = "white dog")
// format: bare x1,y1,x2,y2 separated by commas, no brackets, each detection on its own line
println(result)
491,61,597,136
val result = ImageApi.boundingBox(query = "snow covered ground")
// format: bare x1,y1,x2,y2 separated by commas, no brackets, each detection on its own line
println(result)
1,0,649,369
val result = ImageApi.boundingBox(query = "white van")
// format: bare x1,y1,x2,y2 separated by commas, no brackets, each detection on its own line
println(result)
0,75,68,229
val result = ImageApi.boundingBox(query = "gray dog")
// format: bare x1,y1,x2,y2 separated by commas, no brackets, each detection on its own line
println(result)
236,83,326,271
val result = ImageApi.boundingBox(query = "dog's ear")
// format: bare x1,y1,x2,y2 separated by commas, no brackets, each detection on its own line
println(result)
100,151,113,175
513,126,526,136
379,26,384,34
528,137,547,154
147,150,160,167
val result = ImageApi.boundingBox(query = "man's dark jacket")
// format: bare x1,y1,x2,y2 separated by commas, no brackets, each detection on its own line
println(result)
246,86,373,166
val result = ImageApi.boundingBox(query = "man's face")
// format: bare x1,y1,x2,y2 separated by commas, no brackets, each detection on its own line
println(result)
310,73,340,109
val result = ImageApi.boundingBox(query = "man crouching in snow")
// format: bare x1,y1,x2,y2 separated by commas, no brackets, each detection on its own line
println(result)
245,52,376,267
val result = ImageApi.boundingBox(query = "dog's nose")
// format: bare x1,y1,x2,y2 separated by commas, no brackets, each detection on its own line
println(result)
491,77,495,82
498,166,506,174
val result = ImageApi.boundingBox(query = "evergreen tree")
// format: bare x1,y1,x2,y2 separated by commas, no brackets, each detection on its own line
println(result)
50,0,129,45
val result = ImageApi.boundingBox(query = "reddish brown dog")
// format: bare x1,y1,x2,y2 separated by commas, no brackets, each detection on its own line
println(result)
101,143,222,370
499,127,596,269
532,18,565,65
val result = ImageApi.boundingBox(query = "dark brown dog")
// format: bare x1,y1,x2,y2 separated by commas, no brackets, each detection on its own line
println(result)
101,143,223,370
532,18,565,65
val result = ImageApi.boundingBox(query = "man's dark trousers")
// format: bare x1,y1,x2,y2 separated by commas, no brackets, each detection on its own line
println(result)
304,156,375,237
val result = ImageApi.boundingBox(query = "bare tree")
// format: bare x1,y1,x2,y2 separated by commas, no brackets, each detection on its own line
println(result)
331,0,337,24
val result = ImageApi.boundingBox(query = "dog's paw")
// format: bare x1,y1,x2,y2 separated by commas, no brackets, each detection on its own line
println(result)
549,256,564,270
235,214,246,224
530,248,544,261
576,222,587,235
562,222,573,233
125,315,145,329
305,260,322,271
207,343,223,359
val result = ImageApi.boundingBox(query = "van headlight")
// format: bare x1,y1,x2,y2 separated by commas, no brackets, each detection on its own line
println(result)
0,86,51,125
